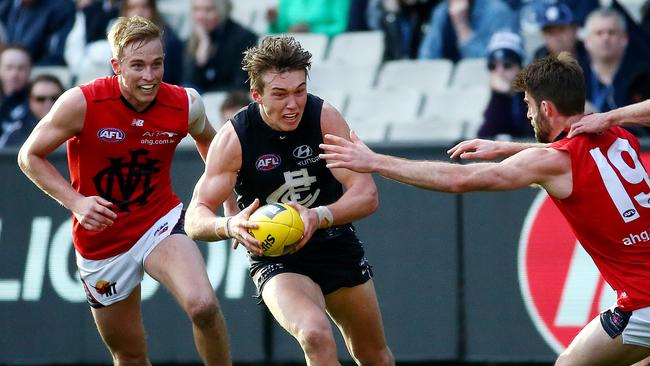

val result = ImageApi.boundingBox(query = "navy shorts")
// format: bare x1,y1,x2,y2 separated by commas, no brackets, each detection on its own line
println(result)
249,224,373,300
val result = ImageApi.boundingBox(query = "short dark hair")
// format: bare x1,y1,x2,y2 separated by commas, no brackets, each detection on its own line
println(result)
28,74,64,97
512,52,585,116
242,36,312,92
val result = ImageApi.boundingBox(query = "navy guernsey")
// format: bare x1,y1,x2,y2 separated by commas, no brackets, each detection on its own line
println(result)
231,94,344,210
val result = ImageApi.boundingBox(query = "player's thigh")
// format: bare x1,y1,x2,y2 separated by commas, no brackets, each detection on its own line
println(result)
144,234,215,307
558,315,650,366
91,287,147,355
324,279,388,349
262,272,332,336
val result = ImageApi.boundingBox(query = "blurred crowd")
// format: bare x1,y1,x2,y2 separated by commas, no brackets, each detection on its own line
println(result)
0,0,649,149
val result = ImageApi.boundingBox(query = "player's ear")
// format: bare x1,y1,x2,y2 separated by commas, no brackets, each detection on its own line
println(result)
110,58,121,75
251,88,262,103
541,100,554,117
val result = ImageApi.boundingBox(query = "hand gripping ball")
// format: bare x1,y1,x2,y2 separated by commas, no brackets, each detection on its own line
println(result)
248,203,305,256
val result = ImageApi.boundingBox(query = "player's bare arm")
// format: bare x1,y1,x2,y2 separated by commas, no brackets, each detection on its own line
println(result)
185,122,263,255
18,87,117,231
186,87,217,161
448,138,548,160
569,100,650,137
321,132,571,196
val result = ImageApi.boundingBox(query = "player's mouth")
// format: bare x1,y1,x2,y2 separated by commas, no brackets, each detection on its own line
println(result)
283,113,299,123
139,84,157,93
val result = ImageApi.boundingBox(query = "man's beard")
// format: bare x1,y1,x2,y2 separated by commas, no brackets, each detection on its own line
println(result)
533,110,553,143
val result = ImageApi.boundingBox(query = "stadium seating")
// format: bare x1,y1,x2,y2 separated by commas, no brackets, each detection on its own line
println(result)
308,62,378,92
449,58,489,91
375,59,454,92
345,89,423,126
327,31,384,66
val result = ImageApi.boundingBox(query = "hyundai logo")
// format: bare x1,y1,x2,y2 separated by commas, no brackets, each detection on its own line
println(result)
292,145,313,159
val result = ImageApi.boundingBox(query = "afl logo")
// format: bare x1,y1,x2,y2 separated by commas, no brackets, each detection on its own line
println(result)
293,145,313,159
256,154,281,171
98,128,125,142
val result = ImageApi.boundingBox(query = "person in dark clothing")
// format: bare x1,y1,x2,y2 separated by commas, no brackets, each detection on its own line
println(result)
78,0,121,44
0,0,75,66
0,46,31,148
533,1,589,69
185,36,394,365
2,74,64,149
185,0,258,93
582,8,649,116
478,31,533,140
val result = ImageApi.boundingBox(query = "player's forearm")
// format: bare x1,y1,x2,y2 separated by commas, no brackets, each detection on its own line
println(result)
17,153,84,210
374,154,468,193
611,100,650,127
496,141,547,156
185,204,229,242
326,183,378,226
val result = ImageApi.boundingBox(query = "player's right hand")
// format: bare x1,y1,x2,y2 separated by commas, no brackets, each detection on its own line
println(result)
447,139,505,160
228,199,264,256
72,196,117,232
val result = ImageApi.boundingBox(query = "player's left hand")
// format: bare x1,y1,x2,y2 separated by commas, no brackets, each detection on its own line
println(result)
284,201,319,253
319,131,377,173
229,199,264,256
567,112,610,138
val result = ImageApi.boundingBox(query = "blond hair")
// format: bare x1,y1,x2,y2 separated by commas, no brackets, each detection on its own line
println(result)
108,16,162,60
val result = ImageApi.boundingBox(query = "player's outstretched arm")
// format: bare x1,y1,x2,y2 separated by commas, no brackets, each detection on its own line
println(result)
321,131,570,195
447,139,547,160
185,123,263,255
18,87,117,231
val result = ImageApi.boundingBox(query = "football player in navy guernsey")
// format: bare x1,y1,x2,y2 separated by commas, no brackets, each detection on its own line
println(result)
185,36,394,365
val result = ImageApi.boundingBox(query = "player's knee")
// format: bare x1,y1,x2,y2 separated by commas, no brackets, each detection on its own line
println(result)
185,296,219,328
353,346,394,366
298,325,336,354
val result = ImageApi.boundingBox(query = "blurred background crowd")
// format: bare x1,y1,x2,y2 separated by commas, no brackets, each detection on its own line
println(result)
0,0,649,150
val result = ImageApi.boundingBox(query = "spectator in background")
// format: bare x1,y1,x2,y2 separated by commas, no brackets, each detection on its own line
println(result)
219,89,251,126
367,0,439,60
417,0,518,62
477,31,532,140
267,0,351,37
0,0,76,66
185,0,257,93
78,0,121,44
583,8,648,114
348,0,371,31
1,74,64,148
0,46,31,148
64,0,120,85
533,1,589,67
629,67,650,104
121,0,185,85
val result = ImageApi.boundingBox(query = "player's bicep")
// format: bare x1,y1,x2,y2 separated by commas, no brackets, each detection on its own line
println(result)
21,87,86,157
485,148,567,190
193,123,242,209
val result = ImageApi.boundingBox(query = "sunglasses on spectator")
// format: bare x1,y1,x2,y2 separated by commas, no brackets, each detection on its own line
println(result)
31,95,60,103
488,61,518,71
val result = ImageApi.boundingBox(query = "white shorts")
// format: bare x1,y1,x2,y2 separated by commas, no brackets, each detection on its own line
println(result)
623,306,650,348
76,203,183,307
